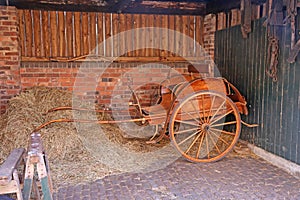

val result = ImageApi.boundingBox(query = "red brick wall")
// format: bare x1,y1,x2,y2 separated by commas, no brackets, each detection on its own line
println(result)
20,62,211,111
0,6,20,114
203,14,216,59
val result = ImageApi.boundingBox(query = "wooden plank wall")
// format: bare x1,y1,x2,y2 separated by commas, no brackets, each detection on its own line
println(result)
215,18,300,165
18,10,204,61
215,5,264,31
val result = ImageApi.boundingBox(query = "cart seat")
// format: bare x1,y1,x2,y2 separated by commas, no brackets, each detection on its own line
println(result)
142,78,227,125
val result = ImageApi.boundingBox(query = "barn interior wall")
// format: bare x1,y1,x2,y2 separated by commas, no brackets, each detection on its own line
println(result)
0,7,215,115
215,18,300,165
17,9,208,61
0,4,266,115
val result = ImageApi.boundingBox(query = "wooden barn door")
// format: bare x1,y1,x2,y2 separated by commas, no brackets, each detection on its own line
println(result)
215,18,300,165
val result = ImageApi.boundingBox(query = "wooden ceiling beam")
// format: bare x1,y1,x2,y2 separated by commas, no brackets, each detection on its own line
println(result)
3,0,111,12
2,0,267,15
116,0,206,15
206,0,266,15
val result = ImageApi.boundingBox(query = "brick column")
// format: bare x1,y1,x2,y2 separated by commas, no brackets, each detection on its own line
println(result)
0,6,20,114
203,14,216,59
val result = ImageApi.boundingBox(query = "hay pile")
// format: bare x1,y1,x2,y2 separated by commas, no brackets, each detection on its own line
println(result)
0,87,169,188
0,87,115,188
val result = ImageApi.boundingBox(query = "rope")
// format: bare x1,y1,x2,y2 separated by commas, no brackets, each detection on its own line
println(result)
266,36,279,82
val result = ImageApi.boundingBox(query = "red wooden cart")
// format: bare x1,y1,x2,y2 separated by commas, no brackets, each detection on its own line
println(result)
36,65,254,163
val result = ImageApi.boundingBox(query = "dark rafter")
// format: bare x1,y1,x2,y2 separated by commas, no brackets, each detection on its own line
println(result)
1,0,267,15
205,0,266,14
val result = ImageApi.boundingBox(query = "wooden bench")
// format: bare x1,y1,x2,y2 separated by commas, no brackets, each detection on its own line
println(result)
0,148,25,200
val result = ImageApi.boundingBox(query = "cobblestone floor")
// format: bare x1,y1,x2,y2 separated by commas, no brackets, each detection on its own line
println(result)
53,156,300,200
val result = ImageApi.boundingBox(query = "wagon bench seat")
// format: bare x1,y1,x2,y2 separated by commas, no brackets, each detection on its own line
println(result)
142,78,227,125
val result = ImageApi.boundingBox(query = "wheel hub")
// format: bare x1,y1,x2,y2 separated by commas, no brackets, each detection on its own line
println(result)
201,123,210,132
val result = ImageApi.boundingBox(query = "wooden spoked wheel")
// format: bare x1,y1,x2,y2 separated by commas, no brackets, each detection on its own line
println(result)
169,91,241,162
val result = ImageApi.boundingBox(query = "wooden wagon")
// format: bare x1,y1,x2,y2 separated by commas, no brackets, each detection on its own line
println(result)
36,65,253,163
129,64,249,162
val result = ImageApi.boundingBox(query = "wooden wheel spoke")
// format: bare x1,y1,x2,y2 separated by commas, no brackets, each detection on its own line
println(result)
208,129,229,146
209,100,226,122
174,127,199,135
182,109,201,124
178,130,201,146
190,98,205,124
201,95,207,123
210,121,237,128
170,91,241,163
196,131,205,158
210,127,236,136
175,119,198,127
207,95,216,123
185,130,203,154
207,132,221,154
210,109,233,125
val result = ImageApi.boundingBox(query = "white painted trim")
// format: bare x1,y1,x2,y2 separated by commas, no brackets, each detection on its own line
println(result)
247,143,300,179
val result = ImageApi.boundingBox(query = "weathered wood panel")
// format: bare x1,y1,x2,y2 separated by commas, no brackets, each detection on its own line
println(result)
215,18,300,164
82,12,89,55
41,11,50,58
50,11,58,57
24,10,32,57
74,12,81,57
18,10,207,61
58,11,65,57
18,10,25,56
89,13,96,54
33,10,41,57
104,13,112,57
97,13,104,56
66,12,73,57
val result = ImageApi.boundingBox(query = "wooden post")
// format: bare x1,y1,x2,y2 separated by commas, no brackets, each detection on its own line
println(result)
119,13,126,56
195,16,203,56
182,15,189,57
24,10,33,57
58,11,66,57
126,14,132,56
147,15,154,57
33,10,41,57
112,13,119,57
74,12,81,57
153,15,160,57
66,12,73,57
97,13,104,56
175,15,183,56
168,15,175,56
18,10,25,57
42,11,50,58
50,11,58,58
161,14,168,57
105,13,112,57
188,16,195,57
89,12,97,54
140,14,147,57
133,14,140,57
82,12,89,55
